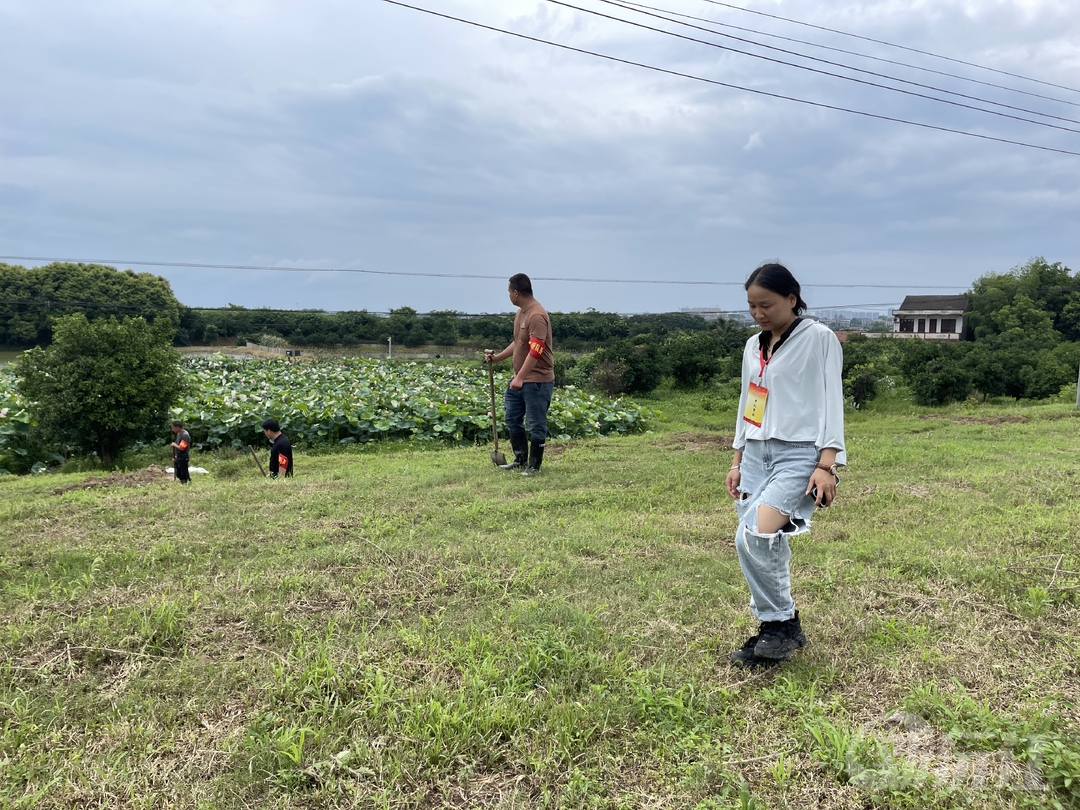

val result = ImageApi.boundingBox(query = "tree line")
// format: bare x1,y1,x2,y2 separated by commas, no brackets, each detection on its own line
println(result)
3,257,1078,405
177,305,720,351
0,261,722,350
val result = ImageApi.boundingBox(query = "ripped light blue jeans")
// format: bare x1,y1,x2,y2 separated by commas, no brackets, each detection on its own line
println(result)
734,439,819,622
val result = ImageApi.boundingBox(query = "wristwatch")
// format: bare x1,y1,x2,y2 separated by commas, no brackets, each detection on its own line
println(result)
816,463,837,475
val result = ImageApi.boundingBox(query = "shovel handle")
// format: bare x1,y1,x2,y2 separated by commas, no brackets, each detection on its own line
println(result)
487,356,499,452
247,445,268,477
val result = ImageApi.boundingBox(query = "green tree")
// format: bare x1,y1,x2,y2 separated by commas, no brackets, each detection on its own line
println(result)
960,343,1010,399
386,307,430,347
0,262,182,348
1059,292,1080,342
967,257,1078,341
910,357,973,406
16,314,185,465
988,294,1059,350
594,337,664,395
1021,349,1077,400
427,311,460,346
664,331,723,389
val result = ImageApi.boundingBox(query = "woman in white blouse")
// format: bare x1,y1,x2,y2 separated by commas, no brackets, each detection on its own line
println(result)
725,263,846,667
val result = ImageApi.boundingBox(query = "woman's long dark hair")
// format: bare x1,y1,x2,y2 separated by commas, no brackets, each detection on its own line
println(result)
745,263,807,316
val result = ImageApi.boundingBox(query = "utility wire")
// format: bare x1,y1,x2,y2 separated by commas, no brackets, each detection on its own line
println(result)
619,0,1080,109
697,0,1080,95
549,0,1080,134
375,0,1080,157
0,299,499,316
593,0,1080,125
0,298,907,315
0,256,971,289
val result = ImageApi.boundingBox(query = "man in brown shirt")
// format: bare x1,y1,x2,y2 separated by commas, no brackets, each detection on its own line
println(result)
485,273,555,474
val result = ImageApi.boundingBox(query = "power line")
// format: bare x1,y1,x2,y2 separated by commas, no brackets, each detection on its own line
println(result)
697,0,1080,96
0,298,907,315
0,298,503,316
375,0,1080,156
0,256,970,289
557,0,1080,135
619,0,1080,109
590,0,1080,127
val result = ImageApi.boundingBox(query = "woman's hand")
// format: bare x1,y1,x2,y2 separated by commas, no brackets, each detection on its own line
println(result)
806,468,837,507
725,467,742,499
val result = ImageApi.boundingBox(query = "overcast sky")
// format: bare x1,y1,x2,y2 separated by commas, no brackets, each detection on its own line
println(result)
1,0,1077,315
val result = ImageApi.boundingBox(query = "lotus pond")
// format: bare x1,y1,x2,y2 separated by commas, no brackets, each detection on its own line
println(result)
0,355,656,468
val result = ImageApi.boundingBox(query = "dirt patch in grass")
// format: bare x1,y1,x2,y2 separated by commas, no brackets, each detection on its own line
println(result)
654,432,734,452
53,466,173,493
918,414,1029,425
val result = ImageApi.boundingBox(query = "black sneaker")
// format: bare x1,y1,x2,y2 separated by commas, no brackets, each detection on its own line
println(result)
729,635,779,668
753,612,809,660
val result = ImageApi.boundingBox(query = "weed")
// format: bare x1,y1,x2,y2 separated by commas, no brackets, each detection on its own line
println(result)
1021,585,1052,618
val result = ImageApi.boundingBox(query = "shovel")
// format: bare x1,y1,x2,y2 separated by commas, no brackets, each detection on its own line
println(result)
247,444,268,477
486,356,507,467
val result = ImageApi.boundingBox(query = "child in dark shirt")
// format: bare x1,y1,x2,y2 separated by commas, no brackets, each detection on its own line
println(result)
170,421,192,484
261,418,293,478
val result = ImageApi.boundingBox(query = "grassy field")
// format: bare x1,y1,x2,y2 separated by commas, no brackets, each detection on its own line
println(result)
2,393,1079,809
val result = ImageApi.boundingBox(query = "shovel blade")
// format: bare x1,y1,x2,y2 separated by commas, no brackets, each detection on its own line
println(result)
491,450,507,466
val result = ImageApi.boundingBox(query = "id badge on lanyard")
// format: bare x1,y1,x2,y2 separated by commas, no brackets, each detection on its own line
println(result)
743,380,768,427
742,348,771,427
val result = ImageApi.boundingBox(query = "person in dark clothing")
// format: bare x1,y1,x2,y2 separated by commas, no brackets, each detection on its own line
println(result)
170,420,192,484
261,418,293,478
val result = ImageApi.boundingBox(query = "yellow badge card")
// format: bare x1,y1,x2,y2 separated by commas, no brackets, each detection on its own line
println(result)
742,381,768,427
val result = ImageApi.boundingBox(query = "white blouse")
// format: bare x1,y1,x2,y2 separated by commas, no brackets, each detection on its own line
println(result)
733,319,847,466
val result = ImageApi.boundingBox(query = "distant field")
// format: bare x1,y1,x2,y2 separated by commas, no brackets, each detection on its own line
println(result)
0,349,21,367
1,393,1079,809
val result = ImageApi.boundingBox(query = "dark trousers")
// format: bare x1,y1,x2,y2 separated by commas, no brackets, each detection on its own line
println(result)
504,381,554,442
174,457,190,484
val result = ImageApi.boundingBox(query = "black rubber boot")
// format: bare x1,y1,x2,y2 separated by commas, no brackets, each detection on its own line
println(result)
522,439,545,475
500,432,528,470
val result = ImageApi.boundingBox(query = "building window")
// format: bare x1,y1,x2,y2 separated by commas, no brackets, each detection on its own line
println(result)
917,318,926,332
929,319,937,333
941,318,957,333
899,319,914,332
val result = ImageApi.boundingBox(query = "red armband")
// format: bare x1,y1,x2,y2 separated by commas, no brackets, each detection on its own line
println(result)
528,336,546,359
277,453,289,470
177,440,189,451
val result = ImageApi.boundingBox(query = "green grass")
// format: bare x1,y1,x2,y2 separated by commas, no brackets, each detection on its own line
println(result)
2,392,1079,808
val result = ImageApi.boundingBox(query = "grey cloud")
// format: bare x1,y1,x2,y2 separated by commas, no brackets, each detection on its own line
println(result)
0,0,1077,315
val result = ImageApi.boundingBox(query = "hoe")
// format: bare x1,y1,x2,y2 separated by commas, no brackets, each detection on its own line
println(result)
486,356,507,467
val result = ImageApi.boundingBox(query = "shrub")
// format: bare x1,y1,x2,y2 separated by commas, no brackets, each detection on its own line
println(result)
909,358,973,406
588,361,628,396
16,314,185,465
664,331,723,389
844,363,880,408
564,353,597,389
597,338,664,395
553,352,577,388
